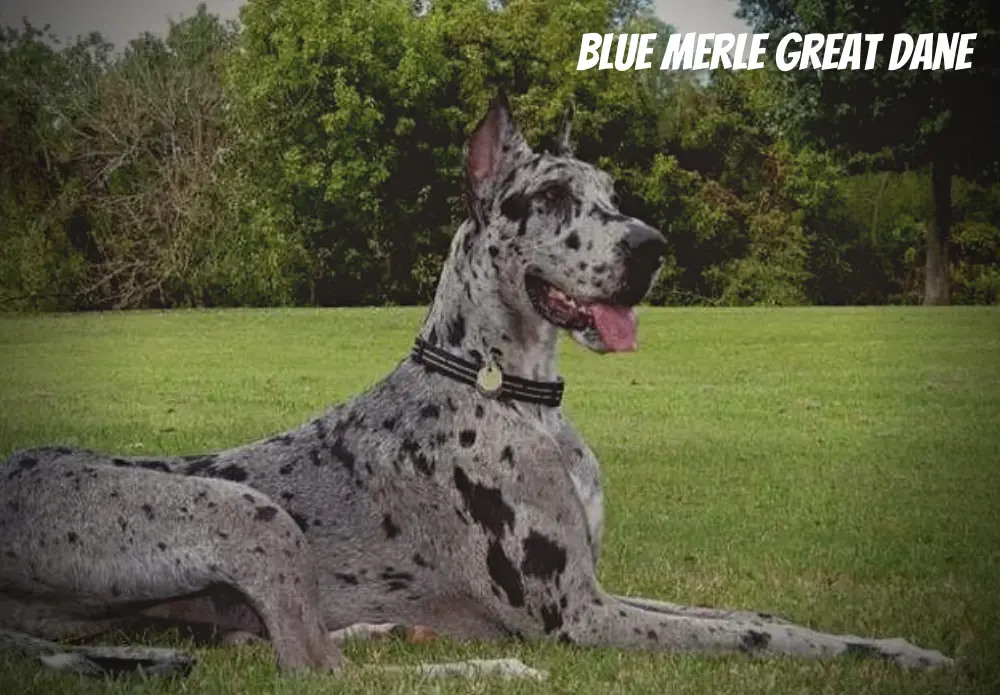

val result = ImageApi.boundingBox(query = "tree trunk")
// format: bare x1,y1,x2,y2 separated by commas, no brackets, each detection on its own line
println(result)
924,156,951,306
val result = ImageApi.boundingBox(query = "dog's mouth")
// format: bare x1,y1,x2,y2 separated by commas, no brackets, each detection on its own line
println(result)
525,274,638,352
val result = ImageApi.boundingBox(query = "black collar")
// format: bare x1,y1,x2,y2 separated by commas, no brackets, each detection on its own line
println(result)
410,338,564,407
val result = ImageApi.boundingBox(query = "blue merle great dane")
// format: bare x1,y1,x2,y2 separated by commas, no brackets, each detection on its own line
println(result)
0,91,953,678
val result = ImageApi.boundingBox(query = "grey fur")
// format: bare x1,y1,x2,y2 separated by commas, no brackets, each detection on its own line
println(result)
0,92,952,678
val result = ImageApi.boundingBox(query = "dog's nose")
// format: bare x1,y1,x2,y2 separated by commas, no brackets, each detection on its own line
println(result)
615,223,668,305
623,223,667,262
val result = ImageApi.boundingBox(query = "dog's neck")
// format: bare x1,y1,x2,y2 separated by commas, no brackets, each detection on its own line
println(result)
418,219,560,384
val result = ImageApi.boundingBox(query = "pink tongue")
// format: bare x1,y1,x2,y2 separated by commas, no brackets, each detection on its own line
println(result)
590,304,638,352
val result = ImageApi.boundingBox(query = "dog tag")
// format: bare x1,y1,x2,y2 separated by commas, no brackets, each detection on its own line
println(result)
476,363,503,398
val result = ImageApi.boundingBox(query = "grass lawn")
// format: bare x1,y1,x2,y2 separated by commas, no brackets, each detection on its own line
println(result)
0,306,998,694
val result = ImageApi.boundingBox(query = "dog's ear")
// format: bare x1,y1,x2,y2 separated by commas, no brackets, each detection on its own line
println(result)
554,100,575,157
465,89,530,203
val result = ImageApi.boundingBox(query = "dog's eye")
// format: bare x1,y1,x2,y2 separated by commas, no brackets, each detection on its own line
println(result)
535,184,568,208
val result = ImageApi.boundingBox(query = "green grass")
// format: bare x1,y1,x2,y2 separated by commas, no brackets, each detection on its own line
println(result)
1,306,998,694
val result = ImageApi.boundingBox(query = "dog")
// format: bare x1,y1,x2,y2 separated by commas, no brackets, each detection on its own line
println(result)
0,91,953,678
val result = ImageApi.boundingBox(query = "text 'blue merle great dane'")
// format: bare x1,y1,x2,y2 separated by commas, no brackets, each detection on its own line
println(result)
0,91,952,678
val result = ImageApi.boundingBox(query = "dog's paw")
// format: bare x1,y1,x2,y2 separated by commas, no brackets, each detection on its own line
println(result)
852,637,954,669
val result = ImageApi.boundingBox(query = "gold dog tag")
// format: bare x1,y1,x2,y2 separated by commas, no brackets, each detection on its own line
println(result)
476,363,503,398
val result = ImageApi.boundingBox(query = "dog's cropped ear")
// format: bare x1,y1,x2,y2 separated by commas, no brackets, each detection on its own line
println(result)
465,89,531,208
554,100,575,157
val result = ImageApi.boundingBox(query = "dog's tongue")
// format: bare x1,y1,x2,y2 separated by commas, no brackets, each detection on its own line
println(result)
590,304,637,352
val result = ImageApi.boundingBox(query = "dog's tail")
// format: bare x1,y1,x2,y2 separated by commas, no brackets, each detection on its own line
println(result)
0,628,195,678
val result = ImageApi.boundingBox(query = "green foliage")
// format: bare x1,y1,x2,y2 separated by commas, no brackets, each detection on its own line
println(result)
226,0,661,305
951,181,1000,304
0,0,997,310
736,0,1000,304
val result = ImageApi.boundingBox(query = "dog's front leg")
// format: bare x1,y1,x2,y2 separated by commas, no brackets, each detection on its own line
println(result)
562,590,953,669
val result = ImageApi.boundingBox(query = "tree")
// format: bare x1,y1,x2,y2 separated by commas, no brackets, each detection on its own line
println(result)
227,0,663,305
736,0,1000,304
0,23,111,309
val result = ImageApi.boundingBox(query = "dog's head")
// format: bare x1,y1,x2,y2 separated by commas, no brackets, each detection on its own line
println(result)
461,91,667,354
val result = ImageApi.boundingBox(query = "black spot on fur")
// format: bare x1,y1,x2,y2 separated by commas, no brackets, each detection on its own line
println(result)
475,405,484,418
500,446,514,467
255,506,279,522
140,504,155,521
740,630,771,651
279,463,294,475
844,642,889,660
420,403,440,419
564,231,581,250
157,542,168,551
461,226,478,254
184,456,217,475
487,540,525,607
520,531,567,580
447,313,466,346
334,573,359,585
382,417,397,431
500,192,530,222
459,429,476,447
289,512,309,531
136,459,170,473
540,603,564,633
330,437,356,474
67,531,79,544
401,437,435,476
216,464,248,482
589,204,629,223
453,466,514,538
488,245,499,258
413,553,430,567
380,568,414,582
7,456,38,480
382,514,401,539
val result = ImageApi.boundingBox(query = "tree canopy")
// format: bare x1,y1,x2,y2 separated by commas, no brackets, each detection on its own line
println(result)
736,0,1000,303
1,0,997,310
